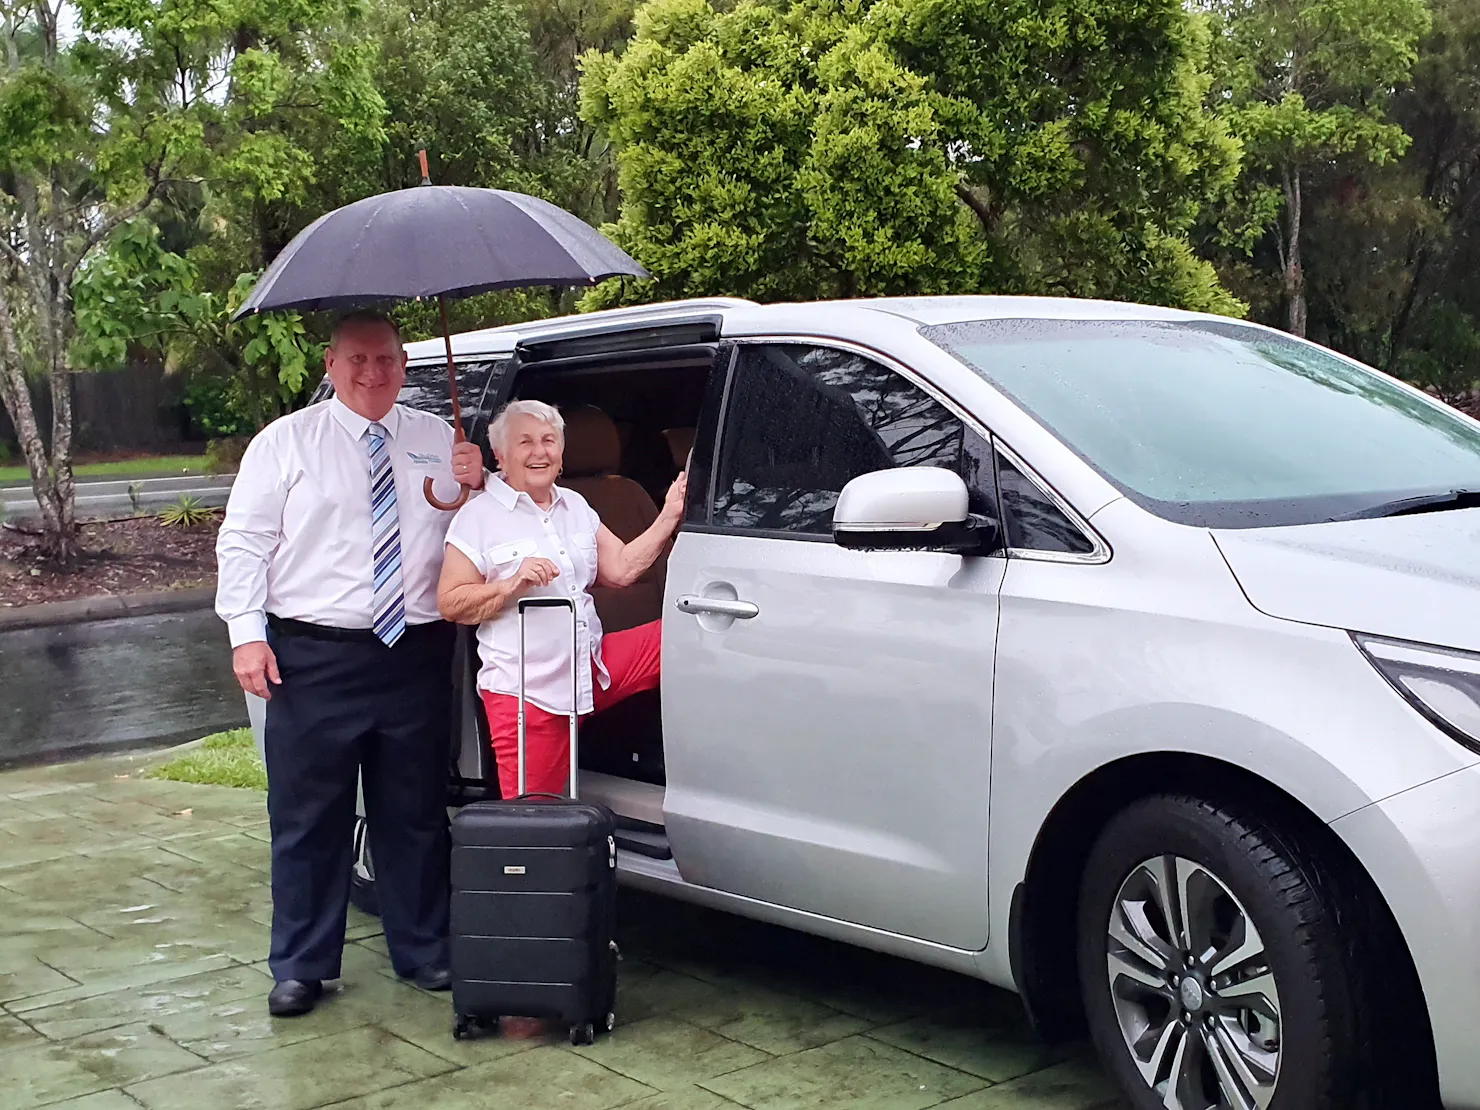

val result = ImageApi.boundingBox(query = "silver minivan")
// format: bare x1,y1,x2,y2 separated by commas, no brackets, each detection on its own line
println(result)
251,295,1480,1110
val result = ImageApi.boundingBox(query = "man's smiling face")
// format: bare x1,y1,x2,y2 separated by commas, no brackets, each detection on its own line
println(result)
325,319,407,421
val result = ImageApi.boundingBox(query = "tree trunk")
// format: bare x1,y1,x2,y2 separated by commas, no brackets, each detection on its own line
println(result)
0,285,67,551
1282,167,1308,337
48,347,77,560
1386,247,1430,372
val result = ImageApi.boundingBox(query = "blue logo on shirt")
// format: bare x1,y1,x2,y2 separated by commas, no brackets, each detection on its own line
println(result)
407,452,444,465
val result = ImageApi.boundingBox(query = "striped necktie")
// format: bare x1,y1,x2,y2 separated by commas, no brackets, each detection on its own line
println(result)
366,423,406,647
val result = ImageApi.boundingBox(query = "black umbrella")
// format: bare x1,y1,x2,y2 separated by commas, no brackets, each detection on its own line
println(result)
234,152,649,508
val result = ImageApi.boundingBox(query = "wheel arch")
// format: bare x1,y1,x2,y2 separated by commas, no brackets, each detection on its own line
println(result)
1008,750,1439,1099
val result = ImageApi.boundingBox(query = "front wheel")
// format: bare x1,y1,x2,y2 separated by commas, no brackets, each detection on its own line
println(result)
1077,794,1379,1110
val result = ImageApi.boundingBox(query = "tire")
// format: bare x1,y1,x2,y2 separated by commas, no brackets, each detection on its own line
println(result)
1076,794,1382,1110
349,816,380,918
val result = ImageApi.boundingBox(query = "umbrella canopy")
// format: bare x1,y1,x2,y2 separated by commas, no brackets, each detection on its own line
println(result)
232,185,647,319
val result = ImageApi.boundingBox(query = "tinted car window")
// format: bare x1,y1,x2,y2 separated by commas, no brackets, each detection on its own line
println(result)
712,344,987,535
997,451,1095,554
312,358,512,449
924,318,1480,528
399,359,509,442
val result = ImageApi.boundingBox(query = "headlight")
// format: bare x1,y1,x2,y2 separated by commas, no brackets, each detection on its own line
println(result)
1355,634,1480,755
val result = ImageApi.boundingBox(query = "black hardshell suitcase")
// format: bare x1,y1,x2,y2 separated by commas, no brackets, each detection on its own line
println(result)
449,596,619,1045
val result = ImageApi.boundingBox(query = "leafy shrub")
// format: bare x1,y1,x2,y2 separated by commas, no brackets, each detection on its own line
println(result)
183,372,257,438
204,436,250,475
1395,300,1480,406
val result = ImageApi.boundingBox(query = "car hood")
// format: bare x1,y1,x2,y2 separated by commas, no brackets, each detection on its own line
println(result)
1212,508,1480,653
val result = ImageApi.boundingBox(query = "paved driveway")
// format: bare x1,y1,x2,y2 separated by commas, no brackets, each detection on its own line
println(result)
0,753,1122,1110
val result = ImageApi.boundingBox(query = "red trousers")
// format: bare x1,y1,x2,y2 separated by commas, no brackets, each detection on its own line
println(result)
480,620,662,798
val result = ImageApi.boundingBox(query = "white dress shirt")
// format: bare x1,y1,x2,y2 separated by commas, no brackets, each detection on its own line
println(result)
444,476,609,715
216,397,475,648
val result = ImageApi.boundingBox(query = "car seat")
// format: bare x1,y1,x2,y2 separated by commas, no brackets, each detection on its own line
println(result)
561,405,666,633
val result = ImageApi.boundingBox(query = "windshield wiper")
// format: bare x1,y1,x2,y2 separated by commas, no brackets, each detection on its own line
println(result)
1343,489,1480,521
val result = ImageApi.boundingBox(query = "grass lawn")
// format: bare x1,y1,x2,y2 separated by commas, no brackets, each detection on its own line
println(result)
0,454,209,484
147,727,266,790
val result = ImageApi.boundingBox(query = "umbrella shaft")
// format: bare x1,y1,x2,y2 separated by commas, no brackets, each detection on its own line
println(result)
439,296,465,444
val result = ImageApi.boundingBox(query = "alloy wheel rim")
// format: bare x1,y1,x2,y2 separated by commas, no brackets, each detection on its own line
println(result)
1105,854,1282,1110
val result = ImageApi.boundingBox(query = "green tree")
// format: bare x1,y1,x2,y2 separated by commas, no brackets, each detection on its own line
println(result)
371,0,545,192
1207,0,1430,337
580,0,1243,312
0,0,381,560
520,0,638,224
73,225,322,434
1383,0,1480,391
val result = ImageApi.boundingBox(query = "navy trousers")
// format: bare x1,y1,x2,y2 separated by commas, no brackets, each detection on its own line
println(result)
262,619,455,983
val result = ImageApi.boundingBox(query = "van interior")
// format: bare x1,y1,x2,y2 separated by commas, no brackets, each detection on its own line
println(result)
454,334,720,859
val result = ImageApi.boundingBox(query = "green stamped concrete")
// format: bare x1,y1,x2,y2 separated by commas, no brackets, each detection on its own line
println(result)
0,753,1125,1109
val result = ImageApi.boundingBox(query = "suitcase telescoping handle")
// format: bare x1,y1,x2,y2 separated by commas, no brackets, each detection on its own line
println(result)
516,595,580,800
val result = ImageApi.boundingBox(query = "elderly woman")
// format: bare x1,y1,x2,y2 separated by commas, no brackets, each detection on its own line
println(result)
439,400,685,797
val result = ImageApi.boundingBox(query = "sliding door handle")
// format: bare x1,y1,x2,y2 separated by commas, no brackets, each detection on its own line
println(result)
675,594,759,620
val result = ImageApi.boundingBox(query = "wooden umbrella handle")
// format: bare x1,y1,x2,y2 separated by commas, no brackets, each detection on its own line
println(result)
424,473,468,511
424,294,471,511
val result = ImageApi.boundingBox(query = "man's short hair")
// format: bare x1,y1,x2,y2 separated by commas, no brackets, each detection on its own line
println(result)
330,310,402,348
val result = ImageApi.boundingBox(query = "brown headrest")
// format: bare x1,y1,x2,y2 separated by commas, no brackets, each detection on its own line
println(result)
562,406,621,478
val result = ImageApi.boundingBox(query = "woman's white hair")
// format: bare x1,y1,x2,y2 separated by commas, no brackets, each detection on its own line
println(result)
488,399,565,455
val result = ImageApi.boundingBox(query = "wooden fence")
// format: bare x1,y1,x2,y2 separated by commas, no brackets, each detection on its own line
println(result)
0,359,197,460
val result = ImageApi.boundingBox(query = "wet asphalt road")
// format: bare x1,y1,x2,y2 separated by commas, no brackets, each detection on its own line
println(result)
0,474,235,522
0,607,246,767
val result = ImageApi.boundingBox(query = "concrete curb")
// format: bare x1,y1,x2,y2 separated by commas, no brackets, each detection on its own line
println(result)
0,586,216,632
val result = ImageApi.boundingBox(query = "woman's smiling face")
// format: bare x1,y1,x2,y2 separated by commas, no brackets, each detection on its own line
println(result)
495,412,564,497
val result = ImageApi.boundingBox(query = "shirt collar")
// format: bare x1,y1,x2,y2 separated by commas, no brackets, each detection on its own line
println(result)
489,474,565,512
330,396,402,441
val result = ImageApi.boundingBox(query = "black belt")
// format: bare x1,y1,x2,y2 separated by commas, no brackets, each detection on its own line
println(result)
266,614,448,644
268,615,381,643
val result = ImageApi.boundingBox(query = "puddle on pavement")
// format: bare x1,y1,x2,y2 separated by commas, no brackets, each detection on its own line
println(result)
0,609,245,766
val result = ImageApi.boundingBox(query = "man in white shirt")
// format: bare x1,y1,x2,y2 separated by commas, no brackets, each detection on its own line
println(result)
216,311,486,1017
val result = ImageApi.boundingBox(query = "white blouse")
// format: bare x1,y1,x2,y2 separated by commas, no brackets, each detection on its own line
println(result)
444,476,609,715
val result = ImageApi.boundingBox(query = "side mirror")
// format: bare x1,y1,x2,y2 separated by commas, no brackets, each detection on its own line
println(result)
833,467,1000,555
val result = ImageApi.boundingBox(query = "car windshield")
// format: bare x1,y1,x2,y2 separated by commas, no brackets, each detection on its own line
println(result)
922,317,1480,528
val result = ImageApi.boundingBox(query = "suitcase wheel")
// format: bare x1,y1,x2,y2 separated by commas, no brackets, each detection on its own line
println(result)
569,1021,596,1046
453,1015,489,1041
605,1011,616,1032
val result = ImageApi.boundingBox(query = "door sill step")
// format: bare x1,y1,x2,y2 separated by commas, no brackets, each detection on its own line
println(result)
615,825,673,860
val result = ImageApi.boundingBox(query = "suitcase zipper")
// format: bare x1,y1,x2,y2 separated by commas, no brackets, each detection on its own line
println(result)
607,835,616,868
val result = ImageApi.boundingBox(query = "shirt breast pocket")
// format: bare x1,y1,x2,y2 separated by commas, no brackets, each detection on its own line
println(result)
485,539,539,579
574,531,599,580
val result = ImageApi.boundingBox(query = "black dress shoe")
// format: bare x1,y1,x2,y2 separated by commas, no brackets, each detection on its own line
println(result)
405,964,452,992
268,979,323,1017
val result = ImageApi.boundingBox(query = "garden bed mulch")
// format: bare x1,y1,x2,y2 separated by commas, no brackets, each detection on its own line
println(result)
0,516,219,608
